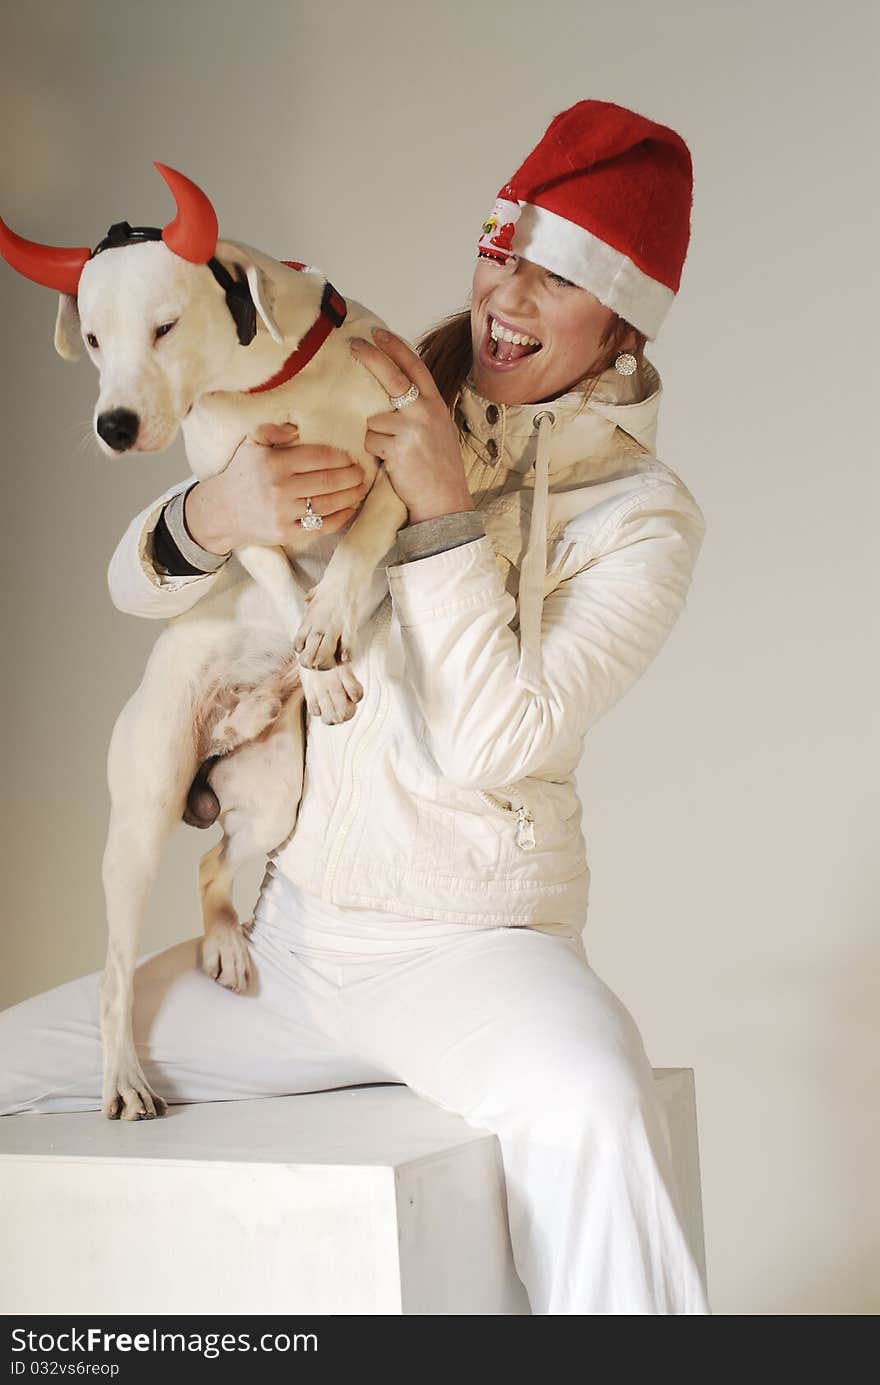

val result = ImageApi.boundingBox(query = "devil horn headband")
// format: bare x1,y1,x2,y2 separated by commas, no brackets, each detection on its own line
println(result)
0,162,219,296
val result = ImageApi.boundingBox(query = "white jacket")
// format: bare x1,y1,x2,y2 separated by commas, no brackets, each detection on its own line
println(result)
107,355,706,949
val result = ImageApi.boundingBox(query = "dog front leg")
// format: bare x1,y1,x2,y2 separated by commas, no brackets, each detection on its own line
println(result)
294,469,407,670
234,543,310,644
235,543,365,723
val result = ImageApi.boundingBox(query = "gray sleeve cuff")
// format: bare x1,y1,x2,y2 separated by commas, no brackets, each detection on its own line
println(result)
394,510,487,563
162,483,232,573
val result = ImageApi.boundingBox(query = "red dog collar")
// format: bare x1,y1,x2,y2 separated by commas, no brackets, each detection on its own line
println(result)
246,261,348,395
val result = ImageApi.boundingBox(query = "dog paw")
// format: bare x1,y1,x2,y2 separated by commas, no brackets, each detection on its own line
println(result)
102,1067,168,1121
201,921,252,993
293,591,355,670
298,663,364,725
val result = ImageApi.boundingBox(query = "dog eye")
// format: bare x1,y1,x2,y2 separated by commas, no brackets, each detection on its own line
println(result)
86,333,99,349
154,321,177,342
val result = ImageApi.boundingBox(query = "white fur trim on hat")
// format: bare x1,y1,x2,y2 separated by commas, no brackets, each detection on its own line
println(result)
513,202,674,340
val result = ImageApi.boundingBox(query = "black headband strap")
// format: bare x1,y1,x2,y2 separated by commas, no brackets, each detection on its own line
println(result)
87,221,256,345
91,222,237,289
90,222,163,258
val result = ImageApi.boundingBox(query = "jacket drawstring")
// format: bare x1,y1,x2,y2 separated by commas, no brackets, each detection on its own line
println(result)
515,410,554,694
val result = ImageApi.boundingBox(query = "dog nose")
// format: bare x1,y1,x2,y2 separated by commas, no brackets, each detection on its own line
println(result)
97,408,140,452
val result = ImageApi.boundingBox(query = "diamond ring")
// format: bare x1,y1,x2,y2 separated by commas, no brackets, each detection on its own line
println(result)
390,383,420,410
300,497,324,531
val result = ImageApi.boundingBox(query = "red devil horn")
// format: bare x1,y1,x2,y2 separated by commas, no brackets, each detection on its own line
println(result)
155,162,218,264
0,215,90,295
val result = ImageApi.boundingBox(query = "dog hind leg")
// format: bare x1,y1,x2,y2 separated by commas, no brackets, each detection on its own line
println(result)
197,836,252,993
199,690,306,991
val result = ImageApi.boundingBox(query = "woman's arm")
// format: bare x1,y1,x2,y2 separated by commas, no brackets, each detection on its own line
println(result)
107,463,487,619
153,483,232,576
107,425,368,619
337,330,707,789
394,509,487,561
385,479,707,789
107,477,232,619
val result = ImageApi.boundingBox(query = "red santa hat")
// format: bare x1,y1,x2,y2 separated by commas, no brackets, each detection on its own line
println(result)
476,99,694,341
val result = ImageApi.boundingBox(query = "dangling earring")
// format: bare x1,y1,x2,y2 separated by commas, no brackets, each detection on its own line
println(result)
615,351,637,376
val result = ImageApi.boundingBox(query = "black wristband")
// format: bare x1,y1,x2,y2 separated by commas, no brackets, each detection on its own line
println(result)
152,503,214,576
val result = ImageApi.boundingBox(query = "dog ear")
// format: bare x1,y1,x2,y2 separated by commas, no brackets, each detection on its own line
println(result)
54,293,83,361
214,239,284,344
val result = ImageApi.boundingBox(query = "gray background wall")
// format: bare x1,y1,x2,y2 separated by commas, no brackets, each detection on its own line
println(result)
1,0,876,1315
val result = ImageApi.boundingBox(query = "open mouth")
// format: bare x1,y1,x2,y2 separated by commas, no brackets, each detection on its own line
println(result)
484,312,543,366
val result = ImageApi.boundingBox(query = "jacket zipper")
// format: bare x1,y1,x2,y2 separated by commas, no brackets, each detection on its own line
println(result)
476,788,537,850
321,602,393,905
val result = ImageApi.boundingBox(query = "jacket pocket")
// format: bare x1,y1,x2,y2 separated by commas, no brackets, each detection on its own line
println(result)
413,788,505,876
476,786,537,851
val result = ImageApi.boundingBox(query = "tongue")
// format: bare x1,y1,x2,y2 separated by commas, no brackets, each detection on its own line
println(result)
494,335,538,363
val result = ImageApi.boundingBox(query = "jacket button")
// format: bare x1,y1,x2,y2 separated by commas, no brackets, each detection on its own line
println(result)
485,403,500,424
486,437,498,459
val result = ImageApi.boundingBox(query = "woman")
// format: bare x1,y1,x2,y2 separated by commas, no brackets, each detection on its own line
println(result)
0,100,710,1314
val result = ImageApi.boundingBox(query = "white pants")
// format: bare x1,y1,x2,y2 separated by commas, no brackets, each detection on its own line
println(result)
0,881,711,1315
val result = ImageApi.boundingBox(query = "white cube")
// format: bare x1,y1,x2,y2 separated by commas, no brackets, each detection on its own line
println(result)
0,1070,706,1314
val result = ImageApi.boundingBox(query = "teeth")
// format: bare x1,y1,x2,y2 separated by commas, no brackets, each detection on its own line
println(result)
489,316,541,347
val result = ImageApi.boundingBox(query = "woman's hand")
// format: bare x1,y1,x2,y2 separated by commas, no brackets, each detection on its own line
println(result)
350,328,474,524
184,423,369,554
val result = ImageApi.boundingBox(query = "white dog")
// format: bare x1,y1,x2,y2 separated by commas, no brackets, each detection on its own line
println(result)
0,163,409,1119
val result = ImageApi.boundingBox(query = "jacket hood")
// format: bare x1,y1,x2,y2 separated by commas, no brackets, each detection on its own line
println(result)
454,355,663,693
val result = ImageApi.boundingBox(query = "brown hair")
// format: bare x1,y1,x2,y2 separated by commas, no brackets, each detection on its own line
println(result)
416,299,648,412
